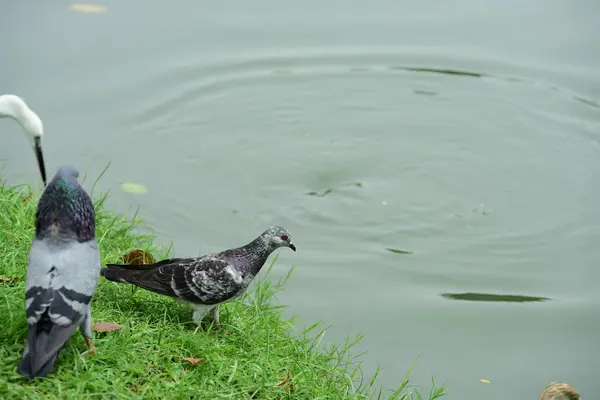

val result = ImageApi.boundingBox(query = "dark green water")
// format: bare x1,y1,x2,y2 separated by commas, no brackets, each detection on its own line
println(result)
2,1,599,398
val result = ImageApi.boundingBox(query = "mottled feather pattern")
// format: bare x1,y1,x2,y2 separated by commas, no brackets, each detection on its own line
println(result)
101,225,295,326
183,257,248,304
105,256,252,305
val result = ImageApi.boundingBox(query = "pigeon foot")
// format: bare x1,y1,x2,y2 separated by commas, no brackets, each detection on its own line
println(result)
82,337,97,358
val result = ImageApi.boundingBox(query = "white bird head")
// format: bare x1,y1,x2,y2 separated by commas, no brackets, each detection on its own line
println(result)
0,94,47,185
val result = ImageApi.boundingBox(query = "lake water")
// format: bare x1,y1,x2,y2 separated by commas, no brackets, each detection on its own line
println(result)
1,1,599,398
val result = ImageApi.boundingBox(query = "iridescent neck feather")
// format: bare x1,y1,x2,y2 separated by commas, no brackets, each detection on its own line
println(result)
35,176,95,243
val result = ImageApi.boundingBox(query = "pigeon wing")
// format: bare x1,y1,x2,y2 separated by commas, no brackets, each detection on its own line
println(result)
18,239,101,378
125,257,244,305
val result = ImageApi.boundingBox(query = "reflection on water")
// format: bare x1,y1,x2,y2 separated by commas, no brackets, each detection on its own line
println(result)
304,182,363,197
392,66,484,78
385,248,413,255
413,89,439,96
573,96,600,109
441,292,551,303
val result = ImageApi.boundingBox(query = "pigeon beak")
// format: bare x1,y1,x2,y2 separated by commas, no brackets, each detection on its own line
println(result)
289,243,296,252
33,137,47,186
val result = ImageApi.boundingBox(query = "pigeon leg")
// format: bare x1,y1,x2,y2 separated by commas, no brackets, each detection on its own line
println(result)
191,305,212,327
80,305,96,358
82,336,97,358
212,305,221,329
212,305,231,335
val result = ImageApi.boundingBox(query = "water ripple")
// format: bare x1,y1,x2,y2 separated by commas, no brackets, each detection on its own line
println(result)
120,47,599,130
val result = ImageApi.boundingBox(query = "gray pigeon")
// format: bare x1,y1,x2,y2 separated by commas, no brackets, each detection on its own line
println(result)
101,226,296,327
18,165,101,379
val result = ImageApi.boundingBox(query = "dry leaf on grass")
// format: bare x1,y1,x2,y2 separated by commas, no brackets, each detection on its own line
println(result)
0,276,20,283
121,249,156,265
92,322,124,333
183,357,205,365
126,384,140,393
22,194,32,204
277,371,294,391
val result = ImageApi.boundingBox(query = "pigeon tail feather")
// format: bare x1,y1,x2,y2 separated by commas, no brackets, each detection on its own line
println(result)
17,312,77,379
100,266,138,282
17,337,60,379
100,266,174,296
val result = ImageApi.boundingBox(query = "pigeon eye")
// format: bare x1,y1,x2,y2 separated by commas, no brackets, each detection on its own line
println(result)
281,234,288,241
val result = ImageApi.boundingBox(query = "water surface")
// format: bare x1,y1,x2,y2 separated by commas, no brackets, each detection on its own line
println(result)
1,1,599,398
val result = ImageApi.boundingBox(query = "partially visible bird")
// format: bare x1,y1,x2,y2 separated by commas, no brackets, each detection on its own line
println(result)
538,382,580,400
0,94,47,185
101,226,296,328
18,165,101,379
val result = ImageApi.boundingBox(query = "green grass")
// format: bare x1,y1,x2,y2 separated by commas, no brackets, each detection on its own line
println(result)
0,179,447,399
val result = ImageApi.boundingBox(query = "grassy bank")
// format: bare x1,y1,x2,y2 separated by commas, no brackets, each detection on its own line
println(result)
0,179,446,399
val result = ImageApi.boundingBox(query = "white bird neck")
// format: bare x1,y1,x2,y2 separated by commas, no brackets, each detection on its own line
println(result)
0,94,43,142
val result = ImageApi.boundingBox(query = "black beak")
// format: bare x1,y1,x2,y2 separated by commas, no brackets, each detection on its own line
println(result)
289,243,296,252
33,137,47,186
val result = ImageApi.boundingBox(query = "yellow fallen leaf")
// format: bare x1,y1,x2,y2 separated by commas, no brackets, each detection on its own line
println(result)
480,379,491,384
120,182,148,195
68,4,107,13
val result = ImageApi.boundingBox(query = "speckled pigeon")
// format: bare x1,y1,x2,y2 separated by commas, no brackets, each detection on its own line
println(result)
101,226,296,327
18,165,101,379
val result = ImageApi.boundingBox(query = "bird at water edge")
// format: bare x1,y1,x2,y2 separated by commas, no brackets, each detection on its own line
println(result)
101,226,296,328
0,94,47,185
18,165,101,379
